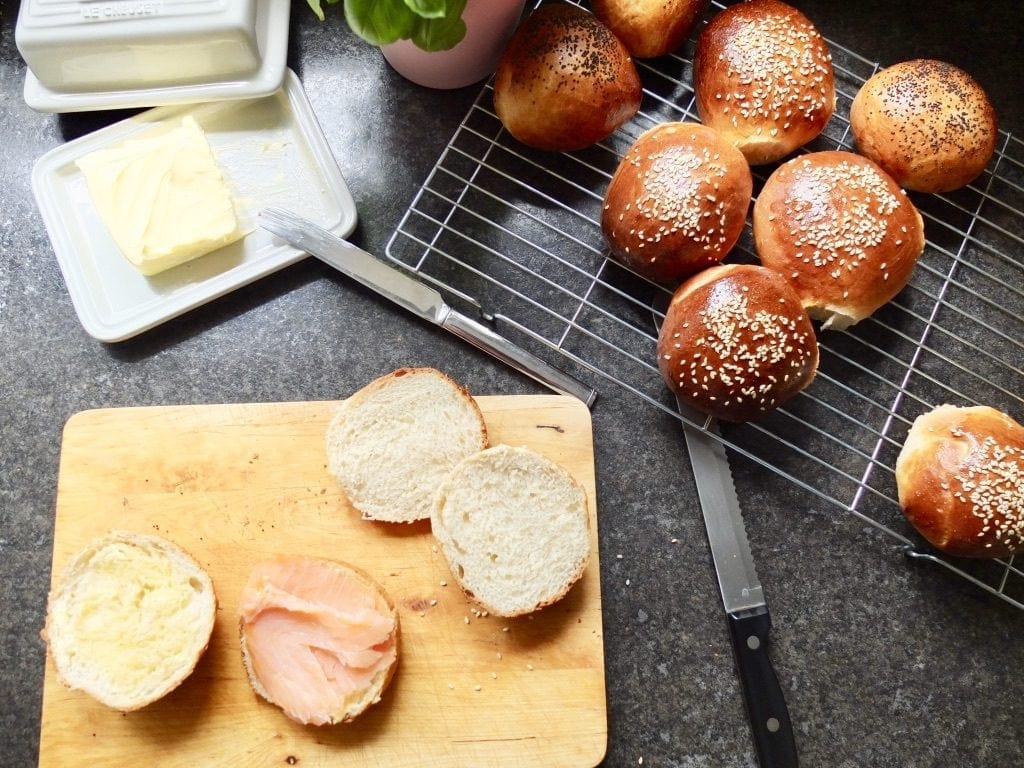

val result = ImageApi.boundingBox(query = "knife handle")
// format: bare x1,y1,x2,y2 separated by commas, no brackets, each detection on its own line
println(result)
727,608,799,768
442,310,597,407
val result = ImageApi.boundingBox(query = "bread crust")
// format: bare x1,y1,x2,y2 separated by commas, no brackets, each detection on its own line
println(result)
657,264,818,422
693,0,834,165
896,405,1024,559
602,122,752,284
850,59,997,193
592,0,709,59
43,530,217,712
493,3,642,152
752,150,925,330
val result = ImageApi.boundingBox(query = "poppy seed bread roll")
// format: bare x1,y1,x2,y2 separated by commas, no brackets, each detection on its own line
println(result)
657,263,819,422
693,0,835,165
896,405,1024,558
602,122,753,284
752,151,925,330
493,3,642,152
850,59,998,193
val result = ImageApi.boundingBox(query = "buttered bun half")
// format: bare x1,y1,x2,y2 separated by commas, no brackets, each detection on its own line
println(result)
896,405,1024,559
43,531,216,711
657,264,818,422
493,3,642,152
850,60,997,193
602,122,752,284
694,0,835,165
753,151,925,331
592,0,709,59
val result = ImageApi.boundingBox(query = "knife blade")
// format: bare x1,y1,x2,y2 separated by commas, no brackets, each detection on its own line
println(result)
258,207,596,406
680,407,798,768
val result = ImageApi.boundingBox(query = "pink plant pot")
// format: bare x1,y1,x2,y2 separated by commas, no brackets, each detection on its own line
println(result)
380,0,527,89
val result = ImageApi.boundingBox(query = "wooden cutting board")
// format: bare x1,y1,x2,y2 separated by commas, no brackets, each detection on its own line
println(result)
39,395,606,768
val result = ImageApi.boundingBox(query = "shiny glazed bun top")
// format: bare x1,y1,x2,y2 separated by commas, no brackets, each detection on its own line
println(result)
850,59,998,193
693,0,835,165
493,3,642,152
592,0,710,59
602,122,752,285
753,151,925,331
896,404,1024,559
657,263,819,422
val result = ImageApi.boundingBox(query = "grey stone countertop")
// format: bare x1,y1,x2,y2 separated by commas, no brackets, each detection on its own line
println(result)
2,2,1022,766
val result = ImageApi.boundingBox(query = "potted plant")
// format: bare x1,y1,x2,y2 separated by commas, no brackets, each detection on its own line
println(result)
306,0,527,89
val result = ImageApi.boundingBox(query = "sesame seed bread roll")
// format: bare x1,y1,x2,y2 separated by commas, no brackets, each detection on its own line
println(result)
602,122,753,284
493,3,642,153
693,0,835,165
752,151,925,331
591,0,709,59
657,263,818,422
850,59,998,193
896,405,1024,559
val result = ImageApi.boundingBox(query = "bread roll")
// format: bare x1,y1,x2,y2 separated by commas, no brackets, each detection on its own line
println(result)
43,531,216,711
693,0,835,165
896,404,1024,558
326,367,488,523
752,150,925,330
591,0,709,59
431,444,591,617
850,59,998,193
493,3,642,152
239,556,399,725
601,122,752,284
657,263,818,422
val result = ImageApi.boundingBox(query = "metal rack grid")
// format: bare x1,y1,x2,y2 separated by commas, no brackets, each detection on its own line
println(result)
386,1,1024,608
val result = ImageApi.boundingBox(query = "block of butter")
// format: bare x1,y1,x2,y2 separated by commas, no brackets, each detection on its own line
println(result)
75,116,244,276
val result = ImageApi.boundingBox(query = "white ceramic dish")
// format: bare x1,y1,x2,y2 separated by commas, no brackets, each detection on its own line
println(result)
18,0,289,113
32,69,358,343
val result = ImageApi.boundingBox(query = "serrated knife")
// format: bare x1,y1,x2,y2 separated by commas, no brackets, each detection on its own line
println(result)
681,407,798,767
258,207,596,406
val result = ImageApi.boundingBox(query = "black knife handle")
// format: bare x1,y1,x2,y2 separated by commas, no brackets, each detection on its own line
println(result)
727,608,799,768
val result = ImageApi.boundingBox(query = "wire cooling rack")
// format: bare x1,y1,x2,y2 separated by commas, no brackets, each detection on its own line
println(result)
386,0,1024,608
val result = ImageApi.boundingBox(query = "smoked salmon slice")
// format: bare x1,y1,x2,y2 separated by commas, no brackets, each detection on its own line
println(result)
239,556,399,725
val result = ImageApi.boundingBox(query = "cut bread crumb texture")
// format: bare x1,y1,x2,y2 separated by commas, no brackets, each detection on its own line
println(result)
431,444,591,617
326,367,489,523
42,530,216,712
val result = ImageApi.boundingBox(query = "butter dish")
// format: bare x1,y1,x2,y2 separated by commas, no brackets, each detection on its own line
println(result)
16,0,289,113
31,69,358,342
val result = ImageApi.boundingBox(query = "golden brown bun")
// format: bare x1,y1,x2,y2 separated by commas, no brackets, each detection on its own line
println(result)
493,3,642,152
693,0,835,165
657,263,818,422
602,122,752,284
896,405,1024,559
591,0,709,59
850,59,998,193
752,150,925,330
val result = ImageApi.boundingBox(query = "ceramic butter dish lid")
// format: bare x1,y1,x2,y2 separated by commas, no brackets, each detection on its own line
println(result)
15,0,289,113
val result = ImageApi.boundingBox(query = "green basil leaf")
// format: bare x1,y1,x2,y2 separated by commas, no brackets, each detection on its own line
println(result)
403,0,448,20
344,0,418,46
410,0,467,51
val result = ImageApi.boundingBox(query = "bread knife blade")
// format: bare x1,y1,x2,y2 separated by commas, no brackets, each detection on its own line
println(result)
680,405,798,767
258,207,596,406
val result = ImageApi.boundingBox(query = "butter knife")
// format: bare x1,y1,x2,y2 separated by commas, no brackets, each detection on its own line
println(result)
258,207,596,406
681,407,798,767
